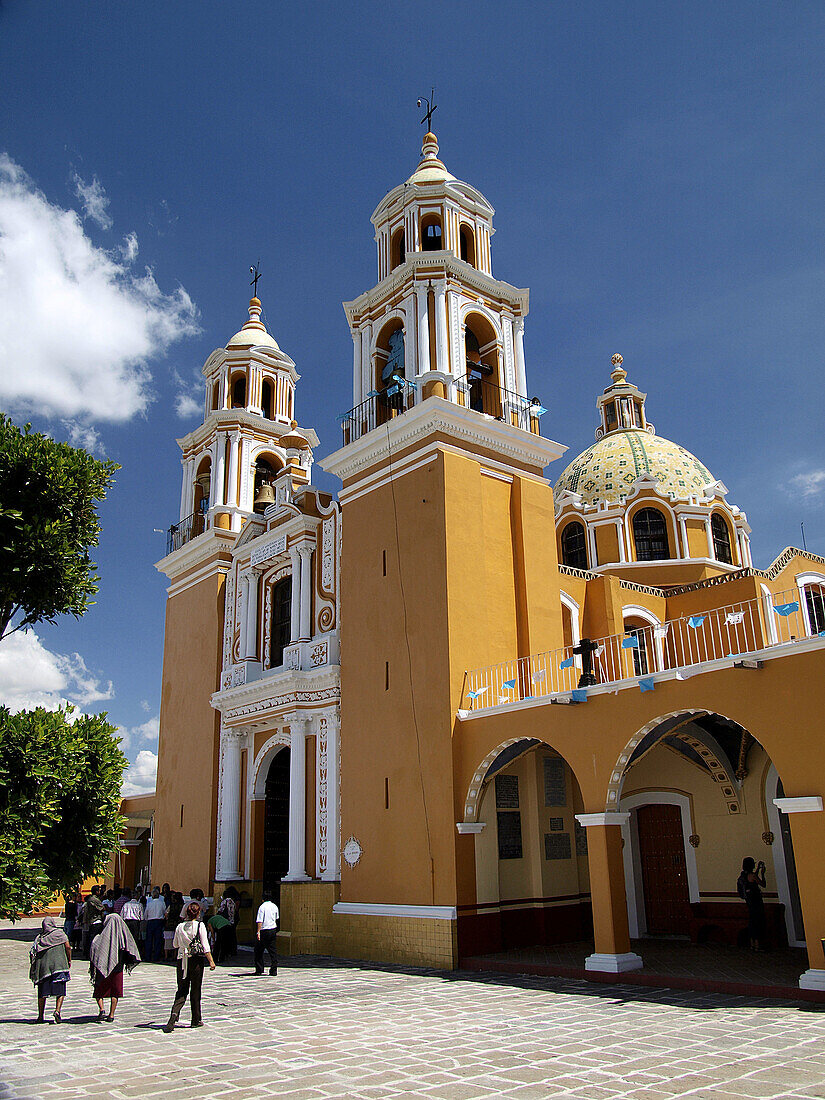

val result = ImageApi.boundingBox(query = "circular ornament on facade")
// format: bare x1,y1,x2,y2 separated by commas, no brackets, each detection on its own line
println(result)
343,836,363,867
689,834,700,848
762,830,774,846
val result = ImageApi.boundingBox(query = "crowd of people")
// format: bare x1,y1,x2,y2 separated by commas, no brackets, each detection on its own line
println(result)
29,882,278,1030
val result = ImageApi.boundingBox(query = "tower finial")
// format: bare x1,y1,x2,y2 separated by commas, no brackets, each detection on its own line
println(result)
249,261,262,298
610,353,627,384
417,89,437,135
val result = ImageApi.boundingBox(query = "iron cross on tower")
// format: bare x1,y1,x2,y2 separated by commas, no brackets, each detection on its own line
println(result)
250,262,262,296
417,89,437,131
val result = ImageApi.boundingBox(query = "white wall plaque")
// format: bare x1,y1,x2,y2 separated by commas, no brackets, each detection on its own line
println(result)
251,534,287,567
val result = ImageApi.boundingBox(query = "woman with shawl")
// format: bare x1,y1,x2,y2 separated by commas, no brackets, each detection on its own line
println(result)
89,912,141,1022
29,917,71,1023
162,901,215,1032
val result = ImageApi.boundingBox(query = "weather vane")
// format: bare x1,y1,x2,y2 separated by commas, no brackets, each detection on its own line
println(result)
250,261,262,296
417,89,437,132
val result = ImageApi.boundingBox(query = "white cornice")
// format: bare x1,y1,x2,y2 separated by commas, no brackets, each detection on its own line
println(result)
212,664,340,721
343,252,529,326
320,396,566,483
594,559,739,574
155,527,236,583
177,410,320,454
200,343,299,381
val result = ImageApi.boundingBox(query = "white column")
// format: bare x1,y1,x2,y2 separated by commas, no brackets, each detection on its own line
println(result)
238,437,251,511
321,707,340,881
179,459,189,519
434,282,448,374
285,716,310,881
361,323,372,402
501,312,515,392
208,437,220,509
239,576,249,664
227,432,240,508
704,516,714,559
352,328,362,407
588,524,598,568
289,546,301,643
216,728,243,880
244,569,260,660
678,515,688,559
514,319,527,396
616,519,626,563
416,287,430,376
214,432,226,508
298,545,313,641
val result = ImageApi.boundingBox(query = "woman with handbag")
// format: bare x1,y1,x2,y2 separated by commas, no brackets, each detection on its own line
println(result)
162,901,215,1032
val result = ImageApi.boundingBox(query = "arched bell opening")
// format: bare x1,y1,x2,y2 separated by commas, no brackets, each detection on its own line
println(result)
373,319,406,426
262,747,290,903
610,711,803,950
464,313,501,418
261,379,274,420
192,456,211,531
390,227,406,270
460,739,592,957
459,223,476,266
420,212,443,252
230,372,247,410
253,454,282,513
211,380,221,412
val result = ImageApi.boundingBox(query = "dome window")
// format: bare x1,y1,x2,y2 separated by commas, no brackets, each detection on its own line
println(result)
561,522,588,570
421,213,442,251
459,224,476,266
711,513,733,565
633,508,670,561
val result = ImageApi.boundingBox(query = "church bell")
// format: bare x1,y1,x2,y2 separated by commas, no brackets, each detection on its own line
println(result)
253,481,276,513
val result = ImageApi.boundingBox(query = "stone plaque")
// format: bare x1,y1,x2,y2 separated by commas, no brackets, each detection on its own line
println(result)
548,816,564,832
497,811,523,860
544,756,566,807
495,773,519,809
544,832,572,861
250,533,287,567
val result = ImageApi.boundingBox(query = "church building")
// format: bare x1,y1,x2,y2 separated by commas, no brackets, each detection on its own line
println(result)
152,127,825,992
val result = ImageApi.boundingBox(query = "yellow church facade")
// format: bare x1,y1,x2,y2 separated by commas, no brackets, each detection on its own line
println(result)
151,130,825,992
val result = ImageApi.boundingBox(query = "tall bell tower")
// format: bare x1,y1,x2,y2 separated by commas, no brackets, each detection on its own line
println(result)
321,128,567,968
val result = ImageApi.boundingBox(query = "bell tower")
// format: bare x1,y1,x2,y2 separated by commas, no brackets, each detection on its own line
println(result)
321,129,567,967
342,129,538,438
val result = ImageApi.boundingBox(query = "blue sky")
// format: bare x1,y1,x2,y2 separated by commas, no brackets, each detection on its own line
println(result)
1,2,823,792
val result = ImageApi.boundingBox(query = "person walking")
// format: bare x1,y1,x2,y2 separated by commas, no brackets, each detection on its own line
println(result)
218,887,239,959
29,917,71,1023
163,901,215,1032
81,887,105,958
144,887,168,961
253,891,279,976
89,912,141,1023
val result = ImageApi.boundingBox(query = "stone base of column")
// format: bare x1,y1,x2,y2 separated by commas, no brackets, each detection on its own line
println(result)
799,969,825,990
585,951,644,973
282,874,311,883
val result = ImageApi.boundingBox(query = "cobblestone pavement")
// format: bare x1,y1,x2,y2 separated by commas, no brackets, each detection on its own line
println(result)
3,920,825,1100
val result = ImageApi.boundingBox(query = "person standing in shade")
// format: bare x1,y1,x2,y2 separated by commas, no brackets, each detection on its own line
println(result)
81,886,105,958
163,901,215,1032
62,891,80,947
254,891,279,976
29,917,71,1023
89,912,141,1023
163,892,184,962
144,886,168,961
121,890,143,952
738,856,768,950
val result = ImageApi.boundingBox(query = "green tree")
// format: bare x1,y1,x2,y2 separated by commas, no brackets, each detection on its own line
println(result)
0,416,119,639
0,706,127,919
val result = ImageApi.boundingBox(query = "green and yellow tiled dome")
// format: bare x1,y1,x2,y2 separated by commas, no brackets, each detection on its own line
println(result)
555,429,715,507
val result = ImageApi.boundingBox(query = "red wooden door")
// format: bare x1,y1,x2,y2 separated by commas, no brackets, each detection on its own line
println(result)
636,804,692,934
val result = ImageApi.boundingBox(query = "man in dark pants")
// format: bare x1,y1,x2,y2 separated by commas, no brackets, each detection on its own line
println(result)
254,890,279,975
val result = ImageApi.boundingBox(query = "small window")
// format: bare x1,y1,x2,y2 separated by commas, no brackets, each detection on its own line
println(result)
270,577,291,667
604,402,618,432
711,513,733,565
804,583,825,635
561,522,588,569
625,623,650,676
633,508,670,561
421,215,442,252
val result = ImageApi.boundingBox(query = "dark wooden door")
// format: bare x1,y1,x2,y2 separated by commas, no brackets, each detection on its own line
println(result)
636,804,692,934
263,748,290,902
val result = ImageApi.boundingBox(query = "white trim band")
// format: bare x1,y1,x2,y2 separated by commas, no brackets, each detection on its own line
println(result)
774,796,823,814
333,902,457,920
576,812,631,827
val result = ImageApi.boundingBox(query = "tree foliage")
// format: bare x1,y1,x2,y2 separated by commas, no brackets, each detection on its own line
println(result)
0,706,127,919
0,416,119,639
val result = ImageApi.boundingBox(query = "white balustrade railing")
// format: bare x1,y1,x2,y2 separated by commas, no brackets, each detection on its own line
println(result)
460,586,821,711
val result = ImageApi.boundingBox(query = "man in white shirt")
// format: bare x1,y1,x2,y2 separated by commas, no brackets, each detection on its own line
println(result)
120,892,143,951
144,887,168,962
254,891,280,976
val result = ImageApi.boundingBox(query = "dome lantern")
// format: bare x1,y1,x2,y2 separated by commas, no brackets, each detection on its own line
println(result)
596,353,651,439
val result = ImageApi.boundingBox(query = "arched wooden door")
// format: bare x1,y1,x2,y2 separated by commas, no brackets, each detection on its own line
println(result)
263,748,290,901
636,803,692,934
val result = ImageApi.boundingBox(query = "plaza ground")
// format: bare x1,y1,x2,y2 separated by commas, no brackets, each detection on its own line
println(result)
3,920,825,1100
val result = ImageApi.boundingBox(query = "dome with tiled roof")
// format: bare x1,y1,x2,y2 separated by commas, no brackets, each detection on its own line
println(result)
554,355,715,506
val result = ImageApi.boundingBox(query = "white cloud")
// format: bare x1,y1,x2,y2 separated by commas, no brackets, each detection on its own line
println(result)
121,749,157,796
116,714,159,752
0,630,113,713
789,469,825,502
71,171,112,230
175,392,202,419
62,420,101,452
0,154,200,424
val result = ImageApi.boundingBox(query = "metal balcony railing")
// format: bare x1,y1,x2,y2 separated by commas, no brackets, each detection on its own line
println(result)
460,586,821,711
167,509,206,554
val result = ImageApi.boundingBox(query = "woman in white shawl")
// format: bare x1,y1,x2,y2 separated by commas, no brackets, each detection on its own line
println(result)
162,901,215,1032
89,912,141,1023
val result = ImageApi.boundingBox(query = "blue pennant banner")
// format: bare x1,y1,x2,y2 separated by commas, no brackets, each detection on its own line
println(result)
688,615,706,629
571,689,588,703
774,602,799,616
559,656,575,669
466,687,488,700
622,636,639,649
502,679,517,690
639,678,656,693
